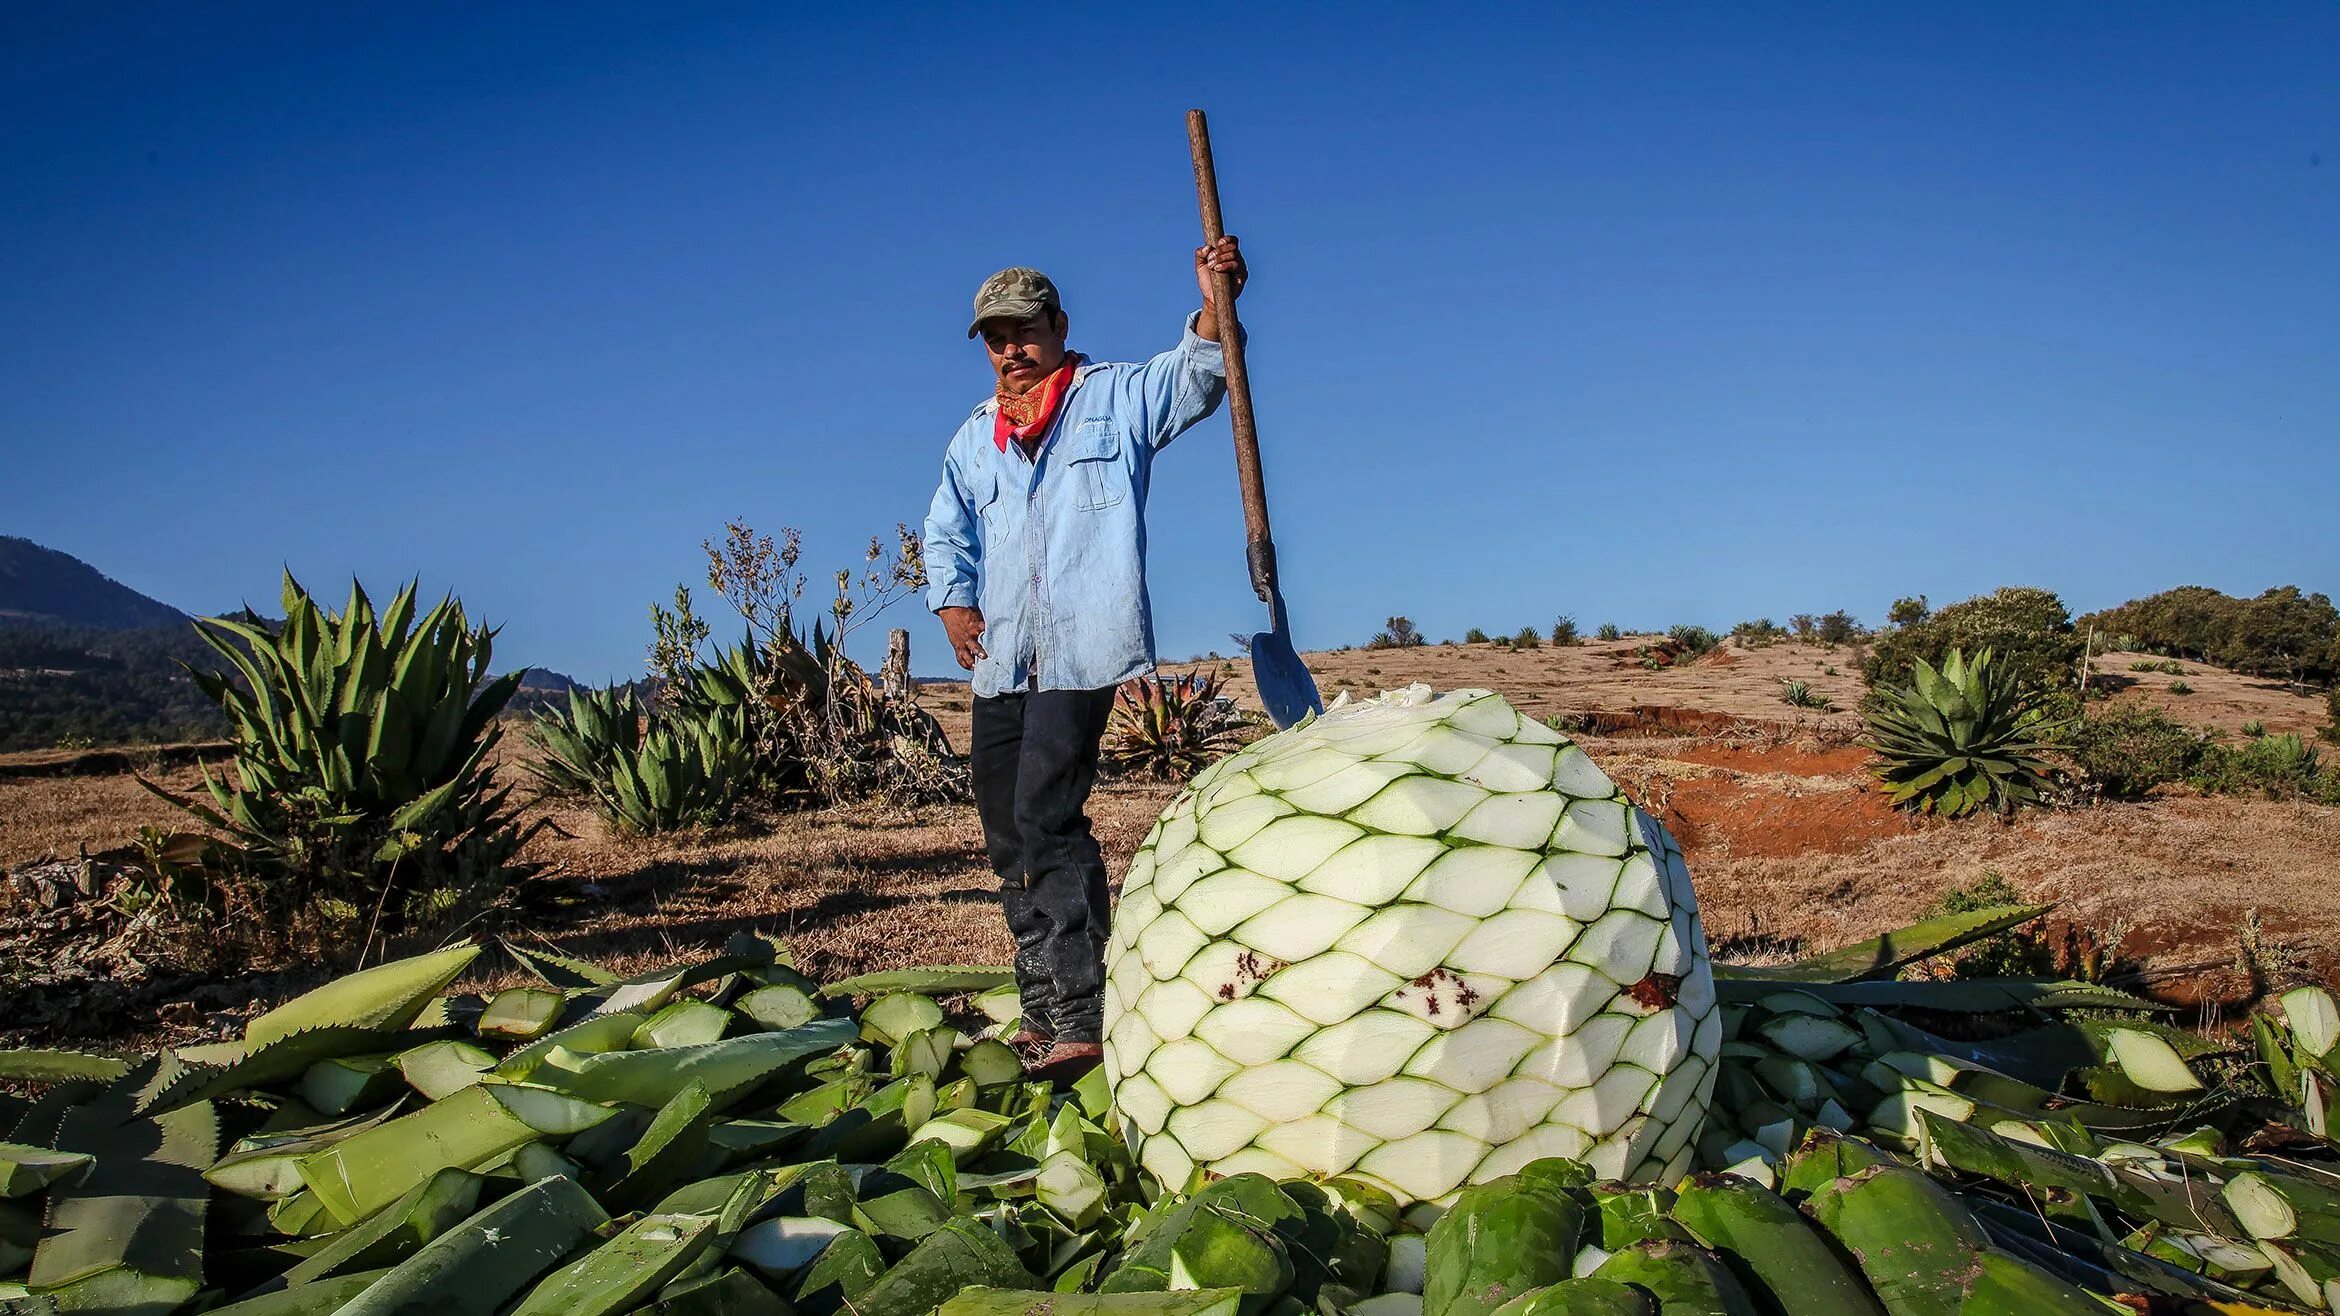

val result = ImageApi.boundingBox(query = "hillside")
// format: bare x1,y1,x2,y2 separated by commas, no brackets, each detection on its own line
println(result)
0,536,188,629
0,622,227,751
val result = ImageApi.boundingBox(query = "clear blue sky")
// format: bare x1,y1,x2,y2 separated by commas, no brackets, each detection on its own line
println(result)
4,3,2335,682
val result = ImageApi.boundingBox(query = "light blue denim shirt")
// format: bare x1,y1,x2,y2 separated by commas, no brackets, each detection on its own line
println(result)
924,313,1229,698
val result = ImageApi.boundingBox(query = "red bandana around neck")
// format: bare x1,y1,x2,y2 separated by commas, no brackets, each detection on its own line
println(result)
993,353,1081,453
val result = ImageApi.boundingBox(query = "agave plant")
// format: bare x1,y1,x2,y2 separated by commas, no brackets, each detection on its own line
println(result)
526,686,648,800
529,685,751,834
142,574,535,919
1779,679,1833,711
601,710,751,834
1098,672,1246,780
1864,646,2058,816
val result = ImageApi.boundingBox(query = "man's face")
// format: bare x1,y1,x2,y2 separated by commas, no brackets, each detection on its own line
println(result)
979,310,1069,392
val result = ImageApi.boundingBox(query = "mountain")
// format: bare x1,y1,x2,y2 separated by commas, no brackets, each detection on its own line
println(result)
517,667,579,693
0,536,189,630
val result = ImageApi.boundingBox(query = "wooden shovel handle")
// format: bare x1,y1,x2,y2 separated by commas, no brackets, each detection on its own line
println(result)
1187,108,1277,604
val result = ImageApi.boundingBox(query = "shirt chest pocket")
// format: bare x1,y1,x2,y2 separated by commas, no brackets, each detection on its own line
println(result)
1064,425,1127,512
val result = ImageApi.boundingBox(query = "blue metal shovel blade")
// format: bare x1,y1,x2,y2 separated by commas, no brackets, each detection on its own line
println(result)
1250,592,1323,729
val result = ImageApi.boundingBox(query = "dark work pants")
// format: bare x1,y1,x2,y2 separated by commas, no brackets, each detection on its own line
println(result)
971,687,1117,1044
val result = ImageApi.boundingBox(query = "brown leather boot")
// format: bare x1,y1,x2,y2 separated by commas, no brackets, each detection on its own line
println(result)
1025,1041,1102,1085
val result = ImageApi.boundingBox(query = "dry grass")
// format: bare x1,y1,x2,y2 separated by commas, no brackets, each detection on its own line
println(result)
2087,649,2332,737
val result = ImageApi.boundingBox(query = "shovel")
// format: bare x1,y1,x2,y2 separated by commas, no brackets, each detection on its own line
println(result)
1187,108,1323,729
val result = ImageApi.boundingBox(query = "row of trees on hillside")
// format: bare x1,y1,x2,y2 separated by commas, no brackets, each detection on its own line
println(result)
2082,585,2339,686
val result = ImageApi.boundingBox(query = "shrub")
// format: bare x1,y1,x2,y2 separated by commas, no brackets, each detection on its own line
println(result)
1510,626,1542,649
1732,618,1787,648
142,575,538,934
2192,733,2322,799
1779,680,1833,711
2067,704,2204,800
651,522,964,807
1816,609,1864,646
1596,623,1622,642
2242,720,2267,739
1864,586,2082,704
1865,647,2058,817
1886,596,1931,628
2168,679,2194,695
1464,627,1491,644
1789,613,1819,640
2326,687,2340,744
1550,615,1580,646
1367,616,1425,649
1667,624,1720,656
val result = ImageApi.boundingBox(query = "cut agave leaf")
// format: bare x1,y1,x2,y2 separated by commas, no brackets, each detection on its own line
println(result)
972,983,1024,1026
27,1076,216,1311
912,1108,1014,1165
1725,905,2051,983
495,1011,647,1083
204,1104,405,1200
735,985,822,1032
791,1227,887,1316
394,1039,497,1101
295,1083,609,1225
510,1210,721,1316
198,1267,392,1315
0,1050,133,1084
270,1167,485,1291
601,1081,718,1213
335,1174,610,1316
2281,986,2340,1061
635,1000,734,1050
959,1039,1026,1089
0,1142,92,1198
733,1216,854,1278
651,1266,794,1314
478,987,566,1042
851,1217,1037,1316
245,942,481,1047
2103,1030,2206,1095
299,1054,401,1116
861,994,947,1047
535,1019,858,1107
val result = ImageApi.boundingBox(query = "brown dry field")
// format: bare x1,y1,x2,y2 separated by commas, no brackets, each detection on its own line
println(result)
4,639,2336,1046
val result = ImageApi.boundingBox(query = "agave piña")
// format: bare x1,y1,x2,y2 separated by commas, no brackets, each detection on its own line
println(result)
1102,685,1719,1203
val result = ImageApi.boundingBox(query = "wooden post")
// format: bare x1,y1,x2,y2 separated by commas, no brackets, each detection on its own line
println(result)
884,628,913,704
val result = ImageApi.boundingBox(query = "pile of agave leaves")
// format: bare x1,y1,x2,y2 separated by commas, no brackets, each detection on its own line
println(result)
3,904,2339,1315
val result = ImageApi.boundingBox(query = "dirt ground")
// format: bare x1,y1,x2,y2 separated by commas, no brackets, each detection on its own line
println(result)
2086,649,2332,737
4,642,2336,1046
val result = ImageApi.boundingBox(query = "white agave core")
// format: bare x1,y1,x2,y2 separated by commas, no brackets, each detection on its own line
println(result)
1102,685,1720,1204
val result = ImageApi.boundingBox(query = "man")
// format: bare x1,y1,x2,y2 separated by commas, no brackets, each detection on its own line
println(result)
924,237,1248,1080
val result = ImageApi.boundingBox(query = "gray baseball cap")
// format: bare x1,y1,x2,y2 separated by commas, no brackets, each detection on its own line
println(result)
967,267,1061,338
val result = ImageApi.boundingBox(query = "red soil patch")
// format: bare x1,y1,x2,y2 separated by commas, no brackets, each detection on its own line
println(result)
1661,775,1917,859
1579,706,1805,738
1674,744,1877,778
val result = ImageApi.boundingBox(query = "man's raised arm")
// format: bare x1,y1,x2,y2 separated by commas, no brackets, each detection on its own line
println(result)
1124,235,1250,451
